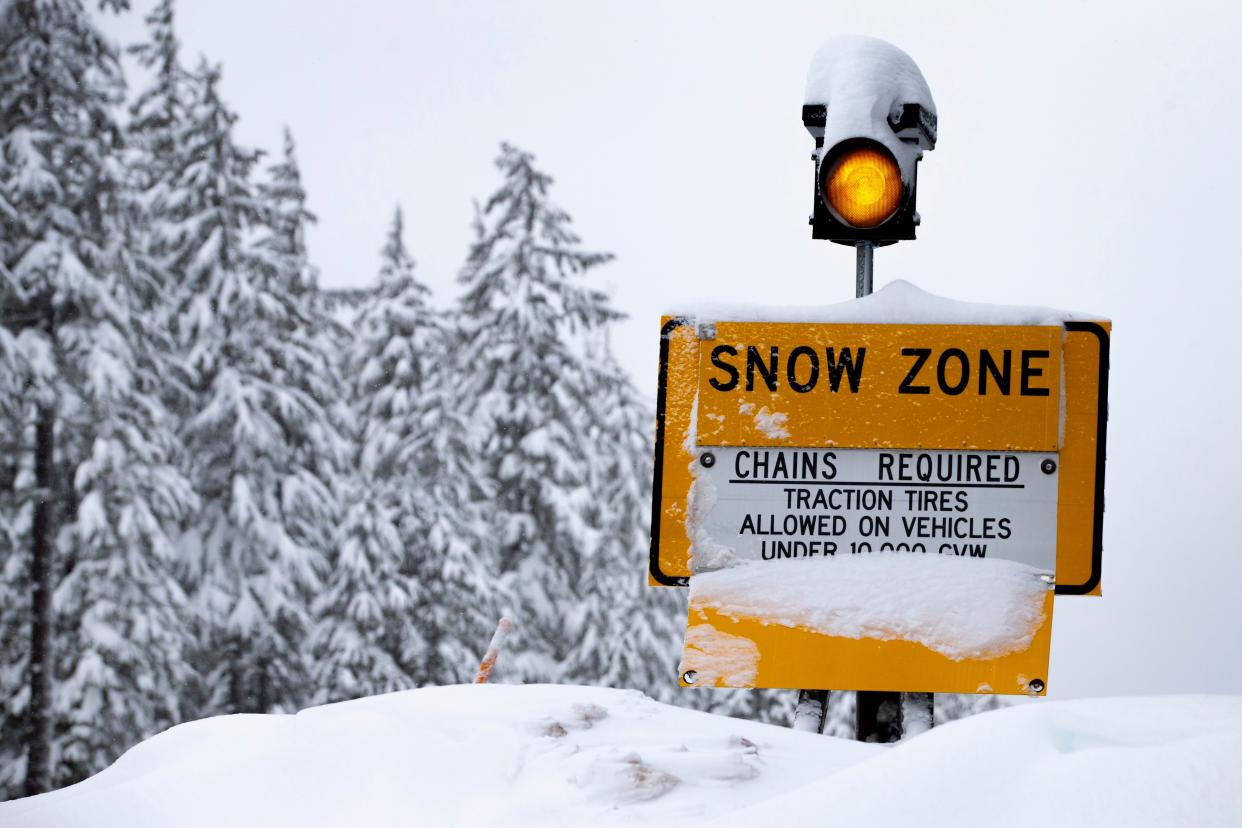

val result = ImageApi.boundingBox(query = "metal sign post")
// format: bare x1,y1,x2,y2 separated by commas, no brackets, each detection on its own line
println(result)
849,239,909,743
793,240,881,737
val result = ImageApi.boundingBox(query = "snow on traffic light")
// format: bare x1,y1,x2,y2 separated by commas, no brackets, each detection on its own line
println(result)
802,36,937,245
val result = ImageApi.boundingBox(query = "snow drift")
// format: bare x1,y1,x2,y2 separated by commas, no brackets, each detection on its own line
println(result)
3,685,1240,827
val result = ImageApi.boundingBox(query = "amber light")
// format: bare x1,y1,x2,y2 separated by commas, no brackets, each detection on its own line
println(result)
823,145,903,228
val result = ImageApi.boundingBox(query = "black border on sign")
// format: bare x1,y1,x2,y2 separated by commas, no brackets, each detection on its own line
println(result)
649,317,692,586
1056,321,1110,595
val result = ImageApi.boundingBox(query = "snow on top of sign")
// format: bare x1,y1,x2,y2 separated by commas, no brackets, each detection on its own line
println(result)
689,554,1049,663
803,36,935,183
669,279,1107,326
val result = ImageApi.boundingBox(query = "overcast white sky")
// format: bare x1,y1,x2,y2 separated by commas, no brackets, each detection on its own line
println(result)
101,0,1242,700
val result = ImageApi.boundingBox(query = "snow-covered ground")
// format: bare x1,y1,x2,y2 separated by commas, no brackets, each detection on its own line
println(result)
3,685,1241,827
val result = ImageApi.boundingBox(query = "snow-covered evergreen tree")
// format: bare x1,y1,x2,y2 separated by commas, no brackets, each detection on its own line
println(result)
314,207,500,698
562,355,685,700
256,127,318,298
0,0,200,793
934,692,1013,724
0,337,30,800
454,144,620,683
310,207,423,701
154,61,341,717
127,0,186,196
53,366,199,786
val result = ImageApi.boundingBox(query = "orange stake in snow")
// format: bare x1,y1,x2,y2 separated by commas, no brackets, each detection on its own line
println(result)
474,617,513,685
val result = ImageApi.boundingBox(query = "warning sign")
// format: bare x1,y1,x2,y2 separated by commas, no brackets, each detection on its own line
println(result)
692,447,1058,572
650,317,1109,597
649,312,1111,696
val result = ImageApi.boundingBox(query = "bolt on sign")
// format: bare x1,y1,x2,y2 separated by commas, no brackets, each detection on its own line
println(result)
649,294,1110,696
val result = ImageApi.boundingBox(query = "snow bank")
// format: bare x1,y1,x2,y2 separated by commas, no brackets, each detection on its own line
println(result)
728,695,1242,828
668,279,1106,326
688,555,1050,661
0,685,875,827
4,686,1241,827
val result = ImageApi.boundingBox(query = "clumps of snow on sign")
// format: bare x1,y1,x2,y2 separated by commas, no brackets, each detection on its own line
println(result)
739,401,790,440
689,554,1049,661
680,623,760,686
681,391,699,453
685,462,737,572
669,279,1107,327
804,36,935,183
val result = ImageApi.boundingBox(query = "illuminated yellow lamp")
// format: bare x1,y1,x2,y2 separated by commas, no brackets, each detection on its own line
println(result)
823,144,904,228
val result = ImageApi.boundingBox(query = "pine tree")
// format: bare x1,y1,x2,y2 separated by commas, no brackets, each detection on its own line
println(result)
310,208,423,701
124,0,191,319
53,356,199,785
157,61,340,717
256,127,318,298
562,355,686,700
0,0,199,794
0,333,31,799
127,0,186,198
1,0,122,794
454,143,620,683
934,692,1012,725
314,207,501,698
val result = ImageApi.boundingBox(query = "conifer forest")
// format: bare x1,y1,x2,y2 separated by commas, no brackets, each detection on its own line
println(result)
0,0,998,799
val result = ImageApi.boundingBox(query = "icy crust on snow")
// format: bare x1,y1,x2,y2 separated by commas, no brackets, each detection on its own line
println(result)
803,36,935,184
668,279,1106,327
689,554,1049,661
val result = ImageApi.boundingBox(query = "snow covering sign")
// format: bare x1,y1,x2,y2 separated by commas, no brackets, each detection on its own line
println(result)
649,282,1110,695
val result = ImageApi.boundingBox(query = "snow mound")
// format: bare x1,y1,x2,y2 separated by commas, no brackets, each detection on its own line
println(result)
689,556,1049,660
5,686,1241,827
669,279,1106,326
0,685,875,827
729,695,1242,828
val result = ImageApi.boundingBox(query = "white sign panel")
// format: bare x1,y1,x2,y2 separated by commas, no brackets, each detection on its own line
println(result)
696,448,1059,574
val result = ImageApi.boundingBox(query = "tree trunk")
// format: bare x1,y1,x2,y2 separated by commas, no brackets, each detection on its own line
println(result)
257,659,270,713
229,640,245,713
24,407,55,796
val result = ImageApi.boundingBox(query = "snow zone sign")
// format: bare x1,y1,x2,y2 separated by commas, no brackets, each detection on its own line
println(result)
648,318,1110,695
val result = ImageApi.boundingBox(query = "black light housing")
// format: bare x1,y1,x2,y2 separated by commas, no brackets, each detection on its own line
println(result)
803,103,937,247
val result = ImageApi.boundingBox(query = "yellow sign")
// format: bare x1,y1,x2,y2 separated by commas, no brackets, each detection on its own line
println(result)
697,323,1062,451
649,316,1110,695
650,318,1109,595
